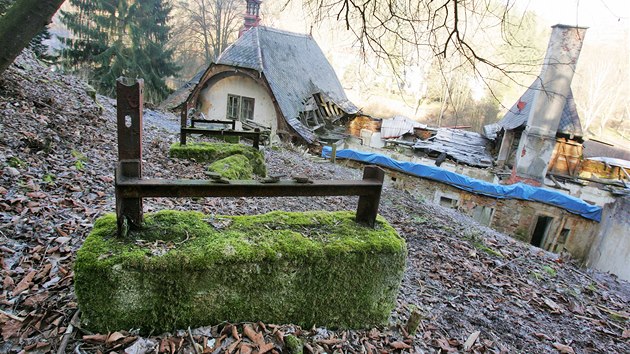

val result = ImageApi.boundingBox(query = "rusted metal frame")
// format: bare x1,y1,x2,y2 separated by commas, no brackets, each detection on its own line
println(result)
190,119,236,129
116,77,384,238
180,127,261,149
115,165,383,230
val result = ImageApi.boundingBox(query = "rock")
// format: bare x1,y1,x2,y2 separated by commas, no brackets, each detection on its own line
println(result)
5,167,20,176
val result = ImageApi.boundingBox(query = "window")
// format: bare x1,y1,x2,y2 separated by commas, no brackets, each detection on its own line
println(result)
227,94,255,122
439,196,458,208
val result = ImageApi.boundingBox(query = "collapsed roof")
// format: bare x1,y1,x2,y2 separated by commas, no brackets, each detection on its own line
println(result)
216,26,358,143
492,79,584,139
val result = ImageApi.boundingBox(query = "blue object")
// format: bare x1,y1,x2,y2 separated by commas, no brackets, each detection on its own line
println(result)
322,147,602,222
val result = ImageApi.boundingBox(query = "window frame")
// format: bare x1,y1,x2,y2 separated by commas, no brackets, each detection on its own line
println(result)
226,94,255,122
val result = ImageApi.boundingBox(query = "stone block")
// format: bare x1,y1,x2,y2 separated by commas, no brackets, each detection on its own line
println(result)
75,210,406,334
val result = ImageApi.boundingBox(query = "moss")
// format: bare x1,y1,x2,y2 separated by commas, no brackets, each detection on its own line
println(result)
542,265,557,277
208,154,253,180
285,335,303,354
473,241,503,258
75,210,407,334
169,142,266,176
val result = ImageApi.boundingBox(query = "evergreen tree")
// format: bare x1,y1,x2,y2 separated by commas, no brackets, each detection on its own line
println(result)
60,0,179,102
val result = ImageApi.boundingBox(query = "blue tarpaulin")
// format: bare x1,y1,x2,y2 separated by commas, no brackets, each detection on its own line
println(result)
322,147,602,222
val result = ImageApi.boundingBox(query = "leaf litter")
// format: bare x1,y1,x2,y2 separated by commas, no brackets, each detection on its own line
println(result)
0,50,629,353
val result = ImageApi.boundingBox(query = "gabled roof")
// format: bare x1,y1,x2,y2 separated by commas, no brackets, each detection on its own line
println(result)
496,79,583,137
216,26,358,143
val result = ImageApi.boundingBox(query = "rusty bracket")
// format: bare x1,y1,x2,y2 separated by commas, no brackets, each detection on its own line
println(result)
115,78,384,238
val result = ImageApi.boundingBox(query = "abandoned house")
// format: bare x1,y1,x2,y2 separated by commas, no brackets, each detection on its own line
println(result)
321,24,630,281
166,0,359,145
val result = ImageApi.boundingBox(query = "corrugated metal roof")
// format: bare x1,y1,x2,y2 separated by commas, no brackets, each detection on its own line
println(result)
412,128,494,167
496,79,583,137
216,27,358,143
380,116,425,139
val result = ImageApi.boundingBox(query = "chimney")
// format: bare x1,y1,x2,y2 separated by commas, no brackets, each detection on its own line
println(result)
511,24,587,185
239,0,262,37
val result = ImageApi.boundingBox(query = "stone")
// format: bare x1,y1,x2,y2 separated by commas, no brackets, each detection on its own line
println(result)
75,210,407,334
5,167,20,176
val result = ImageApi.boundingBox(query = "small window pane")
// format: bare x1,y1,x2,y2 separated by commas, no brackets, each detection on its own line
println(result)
240,97,255,121
227,94,240,120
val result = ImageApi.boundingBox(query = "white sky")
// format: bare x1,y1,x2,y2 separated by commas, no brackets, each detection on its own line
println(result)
521,0,629,38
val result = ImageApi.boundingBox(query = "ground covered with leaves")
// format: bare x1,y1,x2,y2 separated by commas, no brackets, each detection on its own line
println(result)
1,51,629,353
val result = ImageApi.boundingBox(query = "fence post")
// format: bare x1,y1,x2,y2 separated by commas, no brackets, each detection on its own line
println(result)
253,128,260,149
355,165,385,227
115,77,144,236
331,144,337,164
180,102,189,145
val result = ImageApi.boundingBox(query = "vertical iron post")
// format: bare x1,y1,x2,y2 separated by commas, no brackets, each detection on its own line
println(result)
253,128,260,149
331,144,337,164
115,77,144,235
180,102,189,145
355,165,384,227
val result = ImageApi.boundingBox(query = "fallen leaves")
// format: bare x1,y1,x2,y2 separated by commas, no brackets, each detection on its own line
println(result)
553,342,575,353
11,270,36,296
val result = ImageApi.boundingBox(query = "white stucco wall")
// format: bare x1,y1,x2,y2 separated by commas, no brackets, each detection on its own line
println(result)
198,75,278,135
587,196,630,281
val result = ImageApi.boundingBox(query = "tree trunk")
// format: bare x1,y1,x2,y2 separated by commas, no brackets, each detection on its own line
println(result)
0,0,65,75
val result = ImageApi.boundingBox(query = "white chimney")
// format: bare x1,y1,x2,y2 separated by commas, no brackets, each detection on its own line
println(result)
512,24,587,184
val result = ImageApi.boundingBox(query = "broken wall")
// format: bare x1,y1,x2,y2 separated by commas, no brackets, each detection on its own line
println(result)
586,196,630,281
344,160,600,262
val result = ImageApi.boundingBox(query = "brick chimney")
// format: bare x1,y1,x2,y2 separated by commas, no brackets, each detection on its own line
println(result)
239,0,262,37
511,24,587,185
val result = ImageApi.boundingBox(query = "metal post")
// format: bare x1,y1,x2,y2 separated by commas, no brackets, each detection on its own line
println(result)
331,144,337,164
116,77,144,235
355,165,385,227
253,128,260,149
180,102,189,145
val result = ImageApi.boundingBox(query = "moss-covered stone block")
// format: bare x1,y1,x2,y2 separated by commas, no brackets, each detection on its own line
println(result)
208,154,253,180
170,142,266,176
75,210,406,334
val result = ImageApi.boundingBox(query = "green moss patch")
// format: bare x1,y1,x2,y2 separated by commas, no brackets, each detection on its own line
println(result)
170,142,266,176
75,210,406,334
208,154,253,180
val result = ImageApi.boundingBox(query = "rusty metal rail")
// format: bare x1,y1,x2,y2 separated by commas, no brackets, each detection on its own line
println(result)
115,78,384,237
180,127,261,149
190,119,235,129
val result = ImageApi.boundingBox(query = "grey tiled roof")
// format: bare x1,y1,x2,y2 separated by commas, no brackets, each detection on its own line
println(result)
496,79,583,137
217,27,358,143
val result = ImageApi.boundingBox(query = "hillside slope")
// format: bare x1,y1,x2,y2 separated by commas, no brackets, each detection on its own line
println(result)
1,52,629,353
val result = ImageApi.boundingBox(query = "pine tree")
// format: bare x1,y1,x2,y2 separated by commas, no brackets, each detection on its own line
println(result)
60,0,179,102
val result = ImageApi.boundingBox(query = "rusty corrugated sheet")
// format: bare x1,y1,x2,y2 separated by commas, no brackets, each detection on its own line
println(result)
348,116,382,137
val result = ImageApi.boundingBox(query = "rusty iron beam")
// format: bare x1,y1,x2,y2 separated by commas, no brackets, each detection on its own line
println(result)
115,164,384,228
116,172,382,199
115,78,143,231
181,127,261,148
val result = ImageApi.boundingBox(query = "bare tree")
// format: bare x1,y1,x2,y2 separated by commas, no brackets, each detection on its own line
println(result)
0,0,65,75
574,36,630,136
172,0,242,73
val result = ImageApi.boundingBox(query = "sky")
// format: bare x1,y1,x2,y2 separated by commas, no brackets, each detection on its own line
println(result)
522,0,629,39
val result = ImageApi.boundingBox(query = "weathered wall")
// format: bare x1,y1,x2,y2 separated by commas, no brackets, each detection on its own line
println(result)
343,160,600,262
198,75,278,134
586,197,630,281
